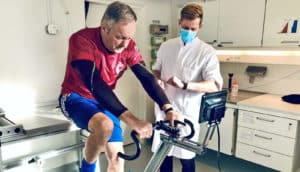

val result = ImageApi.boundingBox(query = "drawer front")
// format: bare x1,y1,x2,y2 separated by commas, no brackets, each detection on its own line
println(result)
2,130,79,161
238,110,297,138
236,143,293,172
237,127,295,156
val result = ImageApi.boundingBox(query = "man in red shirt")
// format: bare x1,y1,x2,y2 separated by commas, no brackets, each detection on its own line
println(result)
59,1,182,172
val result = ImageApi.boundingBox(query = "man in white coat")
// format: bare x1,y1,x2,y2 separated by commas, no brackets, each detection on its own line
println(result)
151,2,223,172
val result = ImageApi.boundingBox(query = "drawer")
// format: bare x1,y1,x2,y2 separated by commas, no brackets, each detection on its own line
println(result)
238,110,298,138
2,130,80,161
237,126,295,156
236,143,293,172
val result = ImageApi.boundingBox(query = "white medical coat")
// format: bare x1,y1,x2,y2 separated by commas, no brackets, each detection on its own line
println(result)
151,37,223,159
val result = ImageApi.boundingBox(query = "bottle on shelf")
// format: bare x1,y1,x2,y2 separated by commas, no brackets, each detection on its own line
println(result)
231,76,239,97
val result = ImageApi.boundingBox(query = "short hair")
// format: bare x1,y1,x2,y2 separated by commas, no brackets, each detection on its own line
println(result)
180,3,203,24
101,1,137,28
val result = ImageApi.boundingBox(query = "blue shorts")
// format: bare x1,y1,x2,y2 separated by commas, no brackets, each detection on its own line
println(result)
59,93,123,142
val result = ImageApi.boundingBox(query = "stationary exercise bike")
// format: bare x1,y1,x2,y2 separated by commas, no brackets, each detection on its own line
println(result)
118,90,227,172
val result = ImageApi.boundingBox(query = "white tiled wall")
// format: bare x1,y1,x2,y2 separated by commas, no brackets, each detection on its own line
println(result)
220,62,300,95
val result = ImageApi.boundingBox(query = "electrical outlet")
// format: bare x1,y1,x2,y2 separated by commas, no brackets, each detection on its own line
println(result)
46,24,60,35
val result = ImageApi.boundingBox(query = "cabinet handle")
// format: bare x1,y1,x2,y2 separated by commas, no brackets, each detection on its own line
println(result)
256,117,275,123
253,150,271,158
220,41,234,44
206,40,217,45
281,41,299,44
254,134,272,140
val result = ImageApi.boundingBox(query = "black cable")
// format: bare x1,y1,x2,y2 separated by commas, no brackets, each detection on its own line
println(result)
216,123,222,172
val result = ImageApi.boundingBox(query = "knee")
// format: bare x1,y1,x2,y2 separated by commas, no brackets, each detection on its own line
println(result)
88,113,114,135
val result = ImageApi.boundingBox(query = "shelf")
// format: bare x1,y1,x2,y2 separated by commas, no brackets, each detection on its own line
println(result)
217,50,300,65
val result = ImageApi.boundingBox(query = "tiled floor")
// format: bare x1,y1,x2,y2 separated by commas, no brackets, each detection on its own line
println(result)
118,140,278,172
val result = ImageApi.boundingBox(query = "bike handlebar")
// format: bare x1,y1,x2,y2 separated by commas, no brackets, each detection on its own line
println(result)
117,131,141,161
117,118,195,161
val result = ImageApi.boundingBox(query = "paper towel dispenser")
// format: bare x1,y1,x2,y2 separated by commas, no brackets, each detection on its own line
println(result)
246,66,267,83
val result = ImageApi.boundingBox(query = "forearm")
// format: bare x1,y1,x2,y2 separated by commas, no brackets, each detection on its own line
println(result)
119,110,138,126
131,64,170,109
73,60,127,117
186,80,219,93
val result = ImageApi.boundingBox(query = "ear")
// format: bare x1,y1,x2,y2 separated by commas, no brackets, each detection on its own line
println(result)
101,20,110,32
199,22,203,30
101,22,107,32
178,19,181,26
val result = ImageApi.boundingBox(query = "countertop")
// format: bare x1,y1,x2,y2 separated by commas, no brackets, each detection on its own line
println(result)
238,94,300,120
226,90,264,104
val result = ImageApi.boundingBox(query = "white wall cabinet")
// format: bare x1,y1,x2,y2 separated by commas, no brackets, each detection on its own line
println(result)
199,0,265,47
236,110,299,172
199,105,236,155
263,0,300,47
198,0,219,45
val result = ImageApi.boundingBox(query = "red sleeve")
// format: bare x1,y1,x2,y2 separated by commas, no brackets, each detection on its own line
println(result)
69,34,94,62
126,40,144,67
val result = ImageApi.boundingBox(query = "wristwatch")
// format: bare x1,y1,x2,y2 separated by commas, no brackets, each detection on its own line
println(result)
182,81,188,90
164,107,173,114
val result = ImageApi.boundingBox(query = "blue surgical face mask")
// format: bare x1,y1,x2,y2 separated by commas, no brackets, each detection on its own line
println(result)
180,28,197,43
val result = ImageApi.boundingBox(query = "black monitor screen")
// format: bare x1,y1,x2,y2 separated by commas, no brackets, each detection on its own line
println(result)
199,90,227,124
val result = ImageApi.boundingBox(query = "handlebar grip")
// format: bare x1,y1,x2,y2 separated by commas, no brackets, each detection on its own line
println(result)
117,131,141,161
184,119,195,139
174,120,186,127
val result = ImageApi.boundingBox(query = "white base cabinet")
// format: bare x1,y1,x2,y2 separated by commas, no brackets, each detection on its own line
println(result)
236,110,299,172
199,106,236,155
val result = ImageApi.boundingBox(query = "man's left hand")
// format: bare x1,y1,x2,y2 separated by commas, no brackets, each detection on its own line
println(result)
166,76,184,89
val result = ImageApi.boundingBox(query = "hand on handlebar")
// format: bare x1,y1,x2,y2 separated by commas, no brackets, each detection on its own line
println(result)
132,120,153,139
119,111,153,139
164,110,184,127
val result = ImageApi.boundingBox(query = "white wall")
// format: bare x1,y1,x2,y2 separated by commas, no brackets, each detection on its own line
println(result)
221,62,300,95
0,0,175,117
0,0,85,114
139,0,173,122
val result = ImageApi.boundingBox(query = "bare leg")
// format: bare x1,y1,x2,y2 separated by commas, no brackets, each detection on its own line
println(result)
84,112,114,163
105,142,124,172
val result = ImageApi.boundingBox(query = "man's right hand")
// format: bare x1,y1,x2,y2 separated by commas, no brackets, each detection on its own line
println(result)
119,111,153,139
164,109,184,127
157,79,165,89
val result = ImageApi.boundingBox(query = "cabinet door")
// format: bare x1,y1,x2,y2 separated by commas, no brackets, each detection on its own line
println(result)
218,0,265,47
199,107,236,155
198,0,219,45
263,0,300,47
